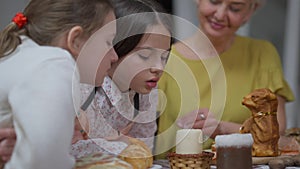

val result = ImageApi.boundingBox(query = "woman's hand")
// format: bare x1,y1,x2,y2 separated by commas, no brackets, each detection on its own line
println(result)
176,108,222,138
0,128,16,162
177,108,242,138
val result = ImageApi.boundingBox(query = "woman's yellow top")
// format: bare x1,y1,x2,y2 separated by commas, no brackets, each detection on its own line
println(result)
155,35,294,159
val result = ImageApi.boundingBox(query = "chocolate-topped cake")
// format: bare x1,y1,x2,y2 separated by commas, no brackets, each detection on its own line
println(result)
215,134,253,169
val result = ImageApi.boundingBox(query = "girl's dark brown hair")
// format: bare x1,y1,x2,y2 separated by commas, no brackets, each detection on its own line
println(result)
111,0,173,58
0,0,112,58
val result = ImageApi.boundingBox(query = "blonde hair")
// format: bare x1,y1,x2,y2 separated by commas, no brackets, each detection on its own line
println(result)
0,0,112,58
193,0,266,9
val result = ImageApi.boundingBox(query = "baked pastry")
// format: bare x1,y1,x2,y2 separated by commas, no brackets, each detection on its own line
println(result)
119,137,153,169
285,128,300,144
279,135,300,155
76,153,132,169
240,88,280,157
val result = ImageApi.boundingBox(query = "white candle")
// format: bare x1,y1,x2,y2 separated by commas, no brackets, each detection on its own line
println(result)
176,129,203,154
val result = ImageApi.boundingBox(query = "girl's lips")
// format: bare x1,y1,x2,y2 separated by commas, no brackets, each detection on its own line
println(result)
146,77,159,88
146,81,157,88
145,77,160,89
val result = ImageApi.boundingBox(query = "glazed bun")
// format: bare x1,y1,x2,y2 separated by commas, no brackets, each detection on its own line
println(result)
119,137,153,169
76,153,132,169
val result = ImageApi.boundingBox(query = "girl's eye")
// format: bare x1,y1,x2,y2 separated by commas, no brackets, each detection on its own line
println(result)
136,49,152,60
138,54,149,60
209,0,220,4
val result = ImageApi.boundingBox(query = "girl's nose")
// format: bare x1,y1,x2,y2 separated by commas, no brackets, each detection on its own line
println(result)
150,60,164,74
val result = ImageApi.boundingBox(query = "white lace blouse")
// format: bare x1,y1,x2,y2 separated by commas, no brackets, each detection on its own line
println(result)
70,76,158,158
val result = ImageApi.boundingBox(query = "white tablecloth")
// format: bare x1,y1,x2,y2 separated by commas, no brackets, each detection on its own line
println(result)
154,160,300,169
211,166,300,169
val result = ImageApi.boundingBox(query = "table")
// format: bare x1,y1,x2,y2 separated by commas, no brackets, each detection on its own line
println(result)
153,160,300,169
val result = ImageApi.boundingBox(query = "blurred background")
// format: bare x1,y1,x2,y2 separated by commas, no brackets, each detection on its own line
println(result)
1,0,299,128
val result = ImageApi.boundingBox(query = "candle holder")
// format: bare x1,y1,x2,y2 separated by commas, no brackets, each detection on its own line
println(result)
167,151,214,169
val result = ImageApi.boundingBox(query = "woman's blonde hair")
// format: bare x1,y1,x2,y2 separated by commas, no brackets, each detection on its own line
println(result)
193,0,267,8
0,0,112,58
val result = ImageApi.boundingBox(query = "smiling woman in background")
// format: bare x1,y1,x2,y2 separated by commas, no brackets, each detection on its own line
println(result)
155,0,294,159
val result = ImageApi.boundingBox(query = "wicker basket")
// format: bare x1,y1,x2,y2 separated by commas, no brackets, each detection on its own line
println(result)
167,151,214,169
